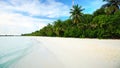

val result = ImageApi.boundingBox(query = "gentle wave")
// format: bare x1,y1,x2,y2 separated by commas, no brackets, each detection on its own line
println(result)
0,37,33,68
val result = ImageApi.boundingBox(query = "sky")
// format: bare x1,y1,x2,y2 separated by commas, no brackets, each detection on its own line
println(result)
0,0,105,35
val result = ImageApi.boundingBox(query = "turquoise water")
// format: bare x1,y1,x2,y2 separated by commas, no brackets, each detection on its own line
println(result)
0,37,33,68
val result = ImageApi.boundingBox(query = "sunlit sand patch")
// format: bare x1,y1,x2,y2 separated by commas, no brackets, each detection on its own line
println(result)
92,45,120,62
1,37,119,68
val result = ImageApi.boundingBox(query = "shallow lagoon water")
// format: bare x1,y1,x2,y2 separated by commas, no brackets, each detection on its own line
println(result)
0,37,33,68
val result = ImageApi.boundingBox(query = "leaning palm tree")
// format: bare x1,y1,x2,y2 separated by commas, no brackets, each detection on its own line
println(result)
70,4,84,24
102,0,120,14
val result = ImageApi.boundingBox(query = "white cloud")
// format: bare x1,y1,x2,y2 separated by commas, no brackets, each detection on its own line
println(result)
0,0,70,35
0,0,70,18
0,11,52,35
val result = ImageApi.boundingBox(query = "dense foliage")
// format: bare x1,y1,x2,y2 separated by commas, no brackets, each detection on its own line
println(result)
22,2,120,39
102,0,120,15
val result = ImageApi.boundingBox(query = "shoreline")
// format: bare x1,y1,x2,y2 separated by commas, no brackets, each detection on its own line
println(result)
1,37,120,68
24,36,120,40
0,36,120,40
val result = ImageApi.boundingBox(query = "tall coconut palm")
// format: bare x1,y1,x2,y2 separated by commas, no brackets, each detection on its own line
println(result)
70,4,84,24
102,0,120,14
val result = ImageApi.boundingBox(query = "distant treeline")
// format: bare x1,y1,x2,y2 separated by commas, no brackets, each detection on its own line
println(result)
22,0,120,39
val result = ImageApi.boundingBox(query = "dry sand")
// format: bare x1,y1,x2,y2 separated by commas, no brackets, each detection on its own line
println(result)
10,37,120,68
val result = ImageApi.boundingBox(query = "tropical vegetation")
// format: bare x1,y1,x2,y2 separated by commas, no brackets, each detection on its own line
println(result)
102,0,120,14
22,0,120,39
70,5,84,24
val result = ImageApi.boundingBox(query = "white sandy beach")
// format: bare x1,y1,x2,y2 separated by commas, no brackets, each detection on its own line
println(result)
10,37,120,68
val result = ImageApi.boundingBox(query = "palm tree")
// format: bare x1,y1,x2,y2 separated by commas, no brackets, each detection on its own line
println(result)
70,4,84,24
53,20,64,36
102,0,120,14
